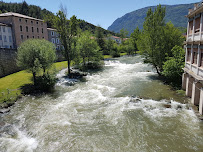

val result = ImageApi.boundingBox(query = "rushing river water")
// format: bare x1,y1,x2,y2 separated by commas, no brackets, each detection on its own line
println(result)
0,56,203,152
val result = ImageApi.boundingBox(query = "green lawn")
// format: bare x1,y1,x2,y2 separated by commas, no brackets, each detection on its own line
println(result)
0,61,68,104
0,53,127,105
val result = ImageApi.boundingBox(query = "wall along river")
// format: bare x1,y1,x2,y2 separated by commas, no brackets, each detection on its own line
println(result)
0,55,203,152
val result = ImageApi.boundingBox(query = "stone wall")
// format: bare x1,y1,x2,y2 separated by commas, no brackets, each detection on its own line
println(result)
0,48,65,78
0,48,20,78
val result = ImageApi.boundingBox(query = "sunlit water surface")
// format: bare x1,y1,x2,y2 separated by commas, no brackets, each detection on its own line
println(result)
0,56,203,152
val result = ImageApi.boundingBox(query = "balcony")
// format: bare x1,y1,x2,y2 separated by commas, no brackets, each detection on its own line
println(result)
189,1,203,15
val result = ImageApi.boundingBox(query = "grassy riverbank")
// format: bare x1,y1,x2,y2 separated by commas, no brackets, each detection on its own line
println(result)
0,61,68,106
0,53,127,107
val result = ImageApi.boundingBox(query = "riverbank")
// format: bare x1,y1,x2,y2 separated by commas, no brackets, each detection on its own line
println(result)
0,61,68,108
0,53,127,109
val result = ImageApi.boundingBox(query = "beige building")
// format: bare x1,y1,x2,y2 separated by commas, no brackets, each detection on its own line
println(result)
0,12,48,48
0,23,13,48
182,1,203,115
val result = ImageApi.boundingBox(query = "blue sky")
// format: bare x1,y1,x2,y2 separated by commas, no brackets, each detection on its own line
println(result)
2,0,198,29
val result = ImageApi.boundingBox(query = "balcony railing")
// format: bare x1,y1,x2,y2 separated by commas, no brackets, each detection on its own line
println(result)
189,1,203,15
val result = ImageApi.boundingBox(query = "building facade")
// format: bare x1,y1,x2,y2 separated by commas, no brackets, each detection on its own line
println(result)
0,12,48,48
47,28,62,50
0,23,14,48
182,1,203,115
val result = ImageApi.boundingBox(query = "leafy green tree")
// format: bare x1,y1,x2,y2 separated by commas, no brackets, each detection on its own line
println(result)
95,26,105,51
51,11,72,75
130,26,140,52
122,39,135,55
120,28,129,42
137,5,184,75
17,39,56,85
76,31,101,66
162,45,185,85
104,37,115,55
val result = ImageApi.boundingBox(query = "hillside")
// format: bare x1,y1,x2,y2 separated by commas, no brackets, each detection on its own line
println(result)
108,3,196,35
0,1,115,36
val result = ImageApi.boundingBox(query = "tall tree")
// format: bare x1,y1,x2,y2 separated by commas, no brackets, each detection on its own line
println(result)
51,11,72,75
95,26,105,51
130,26,140,52
120,28,129,42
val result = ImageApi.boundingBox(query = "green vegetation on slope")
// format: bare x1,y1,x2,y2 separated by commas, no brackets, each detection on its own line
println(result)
0,1,115,36
108,3,195,35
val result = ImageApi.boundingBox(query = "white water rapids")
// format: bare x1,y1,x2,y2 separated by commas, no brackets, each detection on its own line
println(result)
0,56,203,152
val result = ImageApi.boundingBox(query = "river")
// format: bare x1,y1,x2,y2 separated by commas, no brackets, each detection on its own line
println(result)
0,55,203,152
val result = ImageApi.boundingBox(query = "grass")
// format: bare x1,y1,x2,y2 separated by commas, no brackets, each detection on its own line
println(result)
0,53,127,106
0,61,68,105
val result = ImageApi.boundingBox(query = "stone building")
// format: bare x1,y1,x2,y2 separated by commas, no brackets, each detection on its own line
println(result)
0,12,48,48
182,1,203,115
0,23,14,48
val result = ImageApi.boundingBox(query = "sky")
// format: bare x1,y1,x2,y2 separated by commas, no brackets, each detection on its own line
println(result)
2,0,199,29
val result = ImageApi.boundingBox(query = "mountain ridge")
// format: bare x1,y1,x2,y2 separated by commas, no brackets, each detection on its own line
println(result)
108,3,196,35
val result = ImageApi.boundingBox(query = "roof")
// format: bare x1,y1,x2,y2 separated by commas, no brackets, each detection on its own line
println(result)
0,12,44,22
0,22,11,27
47,28,57,31
111,36,121,39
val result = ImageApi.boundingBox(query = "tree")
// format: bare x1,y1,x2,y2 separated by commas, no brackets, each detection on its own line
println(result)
120,28,129,42
130,26,140,52
76,31,101,66
162,45,185,85
95,26,105,51
51,11,72,75
17,39,56,85
137,5,184,75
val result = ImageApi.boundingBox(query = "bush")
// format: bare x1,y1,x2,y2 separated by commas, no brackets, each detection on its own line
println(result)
35,73,57,92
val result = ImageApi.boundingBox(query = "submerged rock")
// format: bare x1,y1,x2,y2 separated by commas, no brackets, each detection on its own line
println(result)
164,104,171,108
0,108,10,114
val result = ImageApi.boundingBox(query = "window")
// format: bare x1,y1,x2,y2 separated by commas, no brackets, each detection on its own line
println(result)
31,21,33,24
20,26,22,32
201,51,203,67
32,27,34,32
9,36,12,42
19,18,21,22
52,38,55,43
26,26,28,32
36,22,38,24
27,35,29,39
8,28,11,33
3,27,5,32
195,17,201,33
33,36,34,38
25,19,27,23
38,36,39,39
51,31,54,36
189,21,193,35
193,49,198,64
57,45,60,50
187,49,191,62
37,28,39,33
41,23,43,26
4,35,7,42
0,35,2,40
56,38,60,44
42,28,43,33
21,35,23,40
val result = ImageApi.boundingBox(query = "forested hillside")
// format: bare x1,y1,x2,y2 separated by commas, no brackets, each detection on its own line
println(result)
0,1,115,36
108,3,195,35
